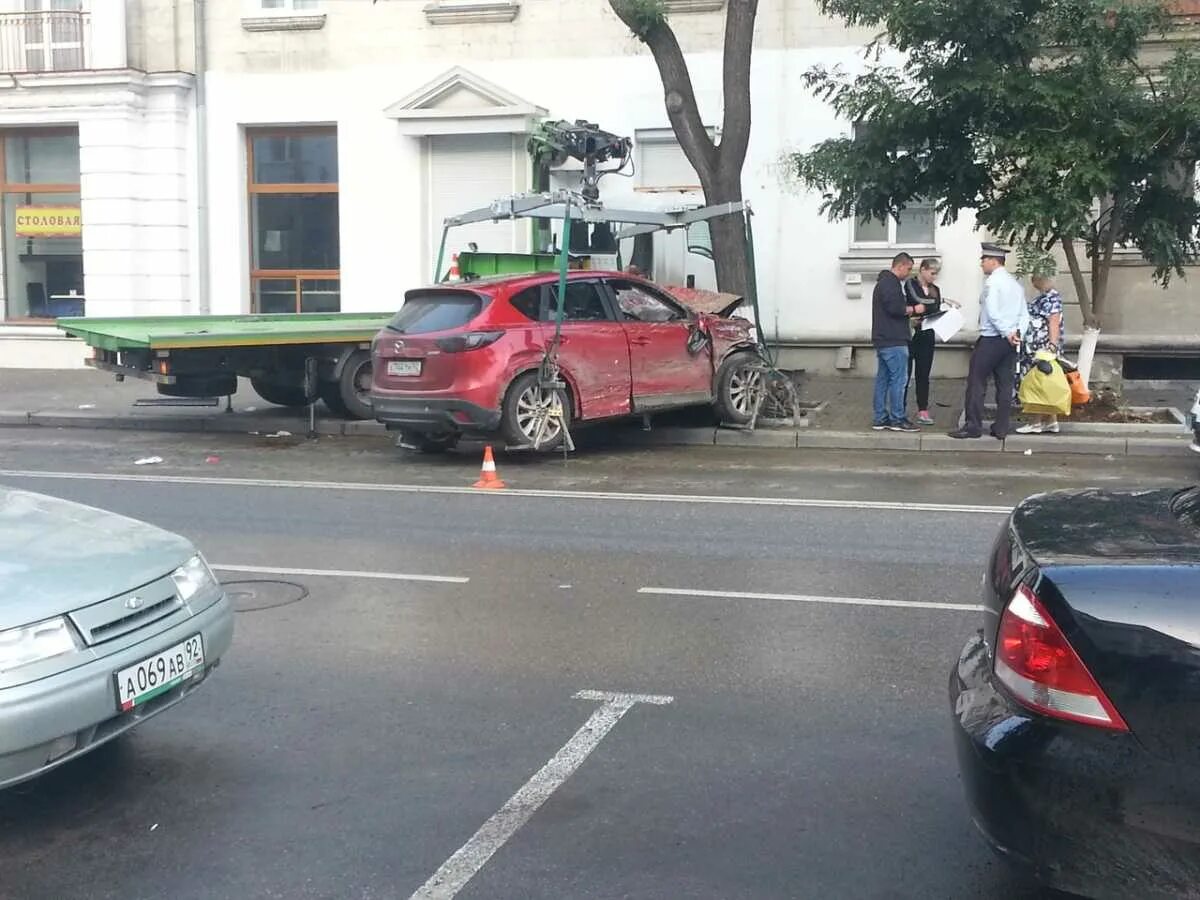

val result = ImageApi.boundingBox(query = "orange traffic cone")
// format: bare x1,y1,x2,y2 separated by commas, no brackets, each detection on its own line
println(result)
473,445,506,489
447,253,462,282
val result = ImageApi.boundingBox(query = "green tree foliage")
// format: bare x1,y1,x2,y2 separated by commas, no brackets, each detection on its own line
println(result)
791,0,1200,327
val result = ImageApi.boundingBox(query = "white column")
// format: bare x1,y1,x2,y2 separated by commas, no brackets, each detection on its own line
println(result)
78,78,194,318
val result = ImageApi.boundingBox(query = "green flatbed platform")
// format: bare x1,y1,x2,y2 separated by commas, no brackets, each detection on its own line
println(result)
58,313,394,352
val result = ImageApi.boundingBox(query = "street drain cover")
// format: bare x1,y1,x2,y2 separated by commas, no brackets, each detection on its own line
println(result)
223,580,309,613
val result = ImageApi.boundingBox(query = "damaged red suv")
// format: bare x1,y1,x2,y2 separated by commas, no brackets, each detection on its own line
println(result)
370,271,762,451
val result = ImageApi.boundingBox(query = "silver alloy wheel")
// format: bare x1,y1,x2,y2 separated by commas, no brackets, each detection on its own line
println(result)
728,365,764,417
515,383,563,446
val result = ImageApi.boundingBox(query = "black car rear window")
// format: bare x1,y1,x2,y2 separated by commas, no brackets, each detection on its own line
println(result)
387,291,484,334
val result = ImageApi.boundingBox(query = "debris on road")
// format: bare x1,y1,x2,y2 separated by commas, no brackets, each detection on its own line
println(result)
78,404,95,410
134,456,163,466
264,431,292,439
205,455,220,464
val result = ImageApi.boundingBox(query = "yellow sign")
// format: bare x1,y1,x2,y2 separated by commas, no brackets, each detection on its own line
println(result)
15,205,82,238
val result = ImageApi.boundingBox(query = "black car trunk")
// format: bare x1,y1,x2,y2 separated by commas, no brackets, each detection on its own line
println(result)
985,489,1200,764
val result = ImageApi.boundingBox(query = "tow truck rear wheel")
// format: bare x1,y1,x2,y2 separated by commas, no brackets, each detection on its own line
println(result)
321,351,373,420
250,376,309,408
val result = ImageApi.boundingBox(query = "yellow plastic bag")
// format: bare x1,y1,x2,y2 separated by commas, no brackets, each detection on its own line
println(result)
1019,350,1072,416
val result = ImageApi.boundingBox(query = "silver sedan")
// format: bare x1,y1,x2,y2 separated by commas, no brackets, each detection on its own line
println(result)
0,487,234,789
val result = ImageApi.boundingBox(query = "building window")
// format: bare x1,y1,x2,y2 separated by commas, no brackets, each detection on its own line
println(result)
852,201,936,247
635,128,713,192
850,123,936,247
3,0,87,74
1,128,82,321
247,127,340,314
258,0,320,10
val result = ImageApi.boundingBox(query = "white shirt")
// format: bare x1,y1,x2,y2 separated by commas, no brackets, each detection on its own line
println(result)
978,266,1029,338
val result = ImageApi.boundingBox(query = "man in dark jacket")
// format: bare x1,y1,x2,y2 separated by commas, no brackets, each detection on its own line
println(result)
872,253,924,431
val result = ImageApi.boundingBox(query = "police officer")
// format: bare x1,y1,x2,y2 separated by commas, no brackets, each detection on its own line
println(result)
949,243,1029,440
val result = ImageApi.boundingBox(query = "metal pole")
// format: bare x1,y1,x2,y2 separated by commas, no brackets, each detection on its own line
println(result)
743,211,772,367
434,225,450,283
552,204,571,352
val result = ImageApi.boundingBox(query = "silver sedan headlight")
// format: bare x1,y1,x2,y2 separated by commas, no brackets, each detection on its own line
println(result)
0,616,82,674
171,554,219,604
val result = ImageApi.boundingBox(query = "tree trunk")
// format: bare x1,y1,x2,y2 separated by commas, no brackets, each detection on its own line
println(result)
706,184,749,294
608,0,758,295
1061,235,1102,387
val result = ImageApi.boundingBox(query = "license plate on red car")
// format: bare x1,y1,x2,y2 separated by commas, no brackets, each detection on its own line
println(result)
387,360,422,377
115,634,204,712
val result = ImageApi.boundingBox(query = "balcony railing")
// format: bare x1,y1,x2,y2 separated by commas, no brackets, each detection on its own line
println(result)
0,11,91,75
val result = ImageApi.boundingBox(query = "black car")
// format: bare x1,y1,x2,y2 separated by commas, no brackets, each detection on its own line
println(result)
950,488,1200,899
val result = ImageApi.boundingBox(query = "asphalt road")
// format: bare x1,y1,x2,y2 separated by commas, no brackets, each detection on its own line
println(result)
1,429,1195,900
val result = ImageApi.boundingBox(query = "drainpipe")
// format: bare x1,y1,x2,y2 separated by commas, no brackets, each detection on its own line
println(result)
193,0,210,314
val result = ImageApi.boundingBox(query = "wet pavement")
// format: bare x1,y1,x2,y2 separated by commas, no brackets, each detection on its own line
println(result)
0,426,1194,899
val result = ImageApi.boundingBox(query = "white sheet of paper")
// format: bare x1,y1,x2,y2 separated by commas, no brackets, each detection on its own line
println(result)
923,307,964,342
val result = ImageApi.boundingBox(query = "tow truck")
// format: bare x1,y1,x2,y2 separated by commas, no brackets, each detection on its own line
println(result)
58,120,775,431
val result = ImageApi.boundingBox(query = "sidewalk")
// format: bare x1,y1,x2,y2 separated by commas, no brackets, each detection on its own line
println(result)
0,368,1193,458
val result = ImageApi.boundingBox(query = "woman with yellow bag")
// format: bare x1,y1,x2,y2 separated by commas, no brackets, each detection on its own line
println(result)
1016,275,1065,434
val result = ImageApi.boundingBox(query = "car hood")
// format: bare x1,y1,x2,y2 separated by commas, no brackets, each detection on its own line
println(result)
662,286,745,318
0,488,195,630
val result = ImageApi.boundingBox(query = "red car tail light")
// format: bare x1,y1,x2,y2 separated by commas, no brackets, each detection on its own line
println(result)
435,331,504,353
994,584,1129,732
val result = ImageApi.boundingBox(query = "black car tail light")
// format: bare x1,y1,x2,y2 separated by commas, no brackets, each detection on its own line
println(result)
435,331,504,353
994,584,1129,732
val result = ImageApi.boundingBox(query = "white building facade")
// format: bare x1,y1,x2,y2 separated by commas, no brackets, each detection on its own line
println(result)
192,0,991,377
0,0,196,367
2,0,1195,376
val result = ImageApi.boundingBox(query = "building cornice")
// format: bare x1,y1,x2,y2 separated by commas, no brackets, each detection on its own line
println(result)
423,2,520,25
241,14,327,32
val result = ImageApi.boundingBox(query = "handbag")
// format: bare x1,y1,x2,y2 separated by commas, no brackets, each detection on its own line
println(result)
1066,369,1091,406
1019,350,1072,416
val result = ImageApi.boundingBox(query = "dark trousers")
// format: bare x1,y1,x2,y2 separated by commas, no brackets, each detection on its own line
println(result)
964,336,1017,436
906,327,936,411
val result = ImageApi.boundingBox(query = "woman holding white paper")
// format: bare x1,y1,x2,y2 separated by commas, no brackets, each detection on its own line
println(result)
904,259,959,425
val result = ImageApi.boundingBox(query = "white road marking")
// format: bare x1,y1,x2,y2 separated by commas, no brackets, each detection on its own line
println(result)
639,587,982,612
410,690,674,900
0,469,1011,515
211,563,469,585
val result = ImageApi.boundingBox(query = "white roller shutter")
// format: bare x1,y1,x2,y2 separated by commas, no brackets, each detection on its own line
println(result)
430,134,517,270
638,141,701,190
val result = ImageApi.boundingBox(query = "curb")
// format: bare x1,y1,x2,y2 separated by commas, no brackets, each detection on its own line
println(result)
1,410,388,437
0,409,1191,458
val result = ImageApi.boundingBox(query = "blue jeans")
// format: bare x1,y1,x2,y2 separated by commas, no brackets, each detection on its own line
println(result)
874,345,910,424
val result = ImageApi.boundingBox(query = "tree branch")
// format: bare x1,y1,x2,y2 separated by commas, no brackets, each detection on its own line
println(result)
718,0,759,179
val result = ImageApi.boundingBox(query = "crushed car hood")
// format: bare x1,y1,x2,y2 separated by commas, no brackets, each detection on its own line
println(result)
661,286,746,318
0,488,194,629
